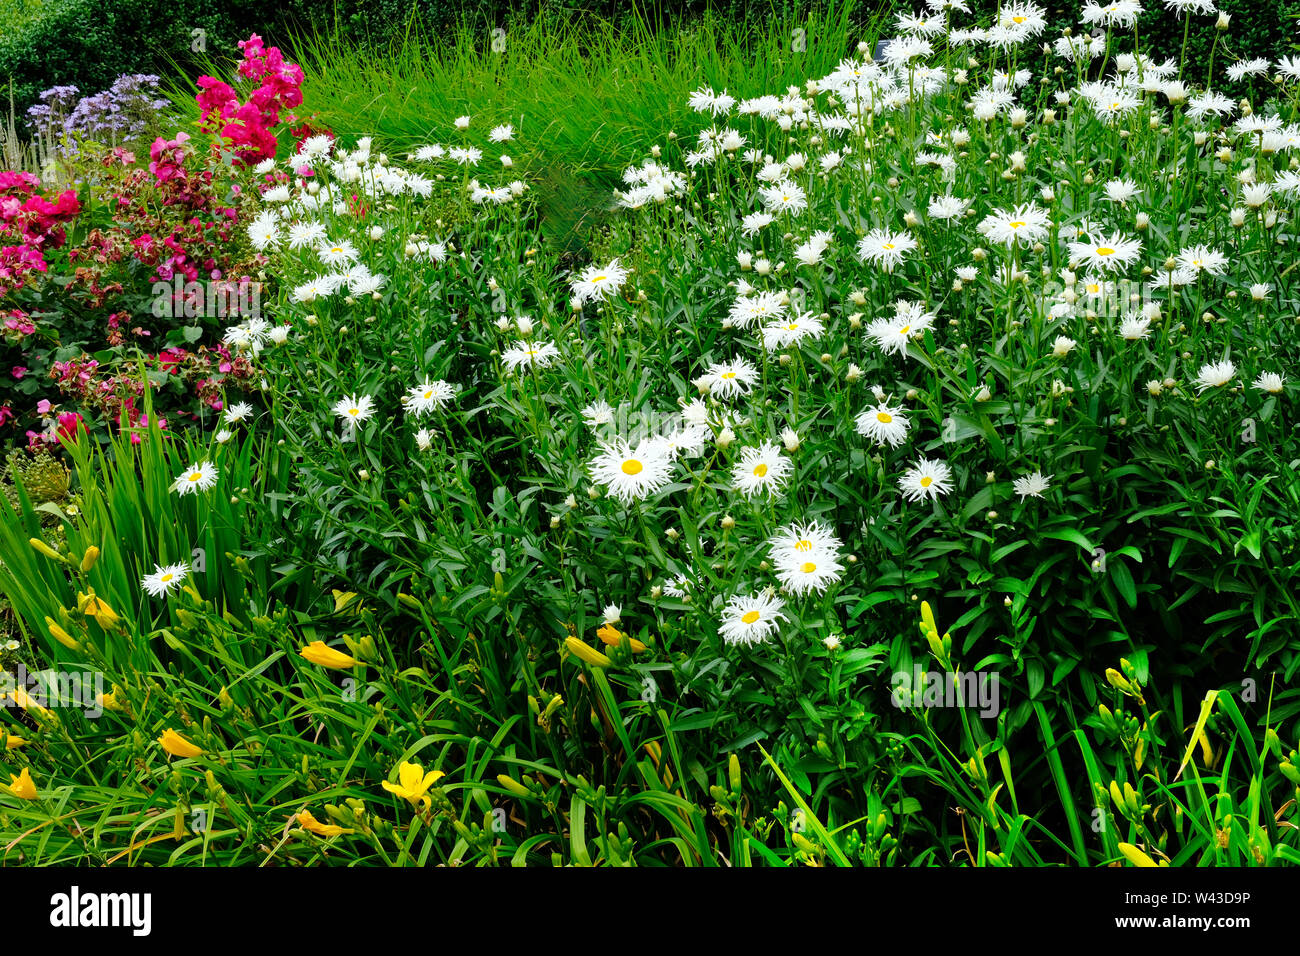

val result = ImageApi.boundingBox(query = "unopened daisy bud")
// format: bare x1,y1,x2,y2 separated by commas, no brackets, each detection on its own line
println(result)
985,471,996,484
905,388,918,400
1230,208,1246,227
665,527,680,540
550,516,560,529
846,363,862,382
755,258,772,275
781,428,800,452
971,247,987,262
721,515,736,530
986,511,998,521
369,226,384,241
716,427,736,449
358,469,371,481
778,354,791,366
1003,596,1012,607
1216,11,1230,29
975,386,992,402
904,210,919,227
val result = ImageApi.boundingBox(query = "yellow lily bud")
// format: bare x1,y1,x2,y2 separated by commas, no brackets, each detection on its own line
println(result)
79,546,100,572
497,774,531,798
920,600,937,636
1118,842,1162,867
596,623,647,652
2,731,28,749
44,617,79,651
565,637,612,668
29,537,64,562
298,641,359,670
158,728,203,759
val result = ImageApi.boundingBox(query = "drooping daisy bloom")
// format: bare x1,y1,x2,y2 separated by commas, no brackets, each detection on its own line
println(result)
1253,372,1285,394
414,428,434,451
768,520,842,564
247,210,281,251
173,461,219,496
897,457,954,502
728,290,787,328
741,211,775,236
1051,335,1077,357
928,194,970,221
761,311,825,350
1102,179,1141,205
1193,360,1236,393
224,402,253,424
718,591,787,646
1118,313,1152,340
489,124,514,142
287,220,328,250
1012,470,1052,500
502,341,561,373
865,301,936,357
582,400,615,428
402,379,456,417
589,438,675,504
1069,233,1142,273
980,203,1051,246
732,442,793,498
571,258,630,304
704,358,761,400
857,229,918,272
141,562,190,598
855,402,911,447
333,394,376,426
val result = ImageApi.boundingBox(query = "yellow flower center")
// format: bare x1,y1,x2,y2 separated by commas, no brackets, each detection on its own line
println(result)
1097,247,1115,256
920,475,933,487
795,539,812,551
899,325,911,335
786,323,799,331
188,472,203,482
741,610,761,624
801,562,816,574
160,574,173,582
877,411,893,423
1013,15,1026,23
593,275,607,282
348,408,359,417
721,371,737,379
753,463,769,477
1009,221,1025,229
423,390,433,399
622,459,643,476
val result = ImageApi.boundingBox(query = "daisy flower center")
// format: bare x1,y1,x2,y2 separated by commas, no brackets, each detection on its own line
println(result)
721,372,737,379
348,408,359,417
621,459,643,476
800,562,816,574
898,325,911,335
1097,247,1115,256
920,475,933,487
160,574,173,582
188,472,203,482
795,539,812,551
753,464,769,477
1009,221,1025,229
877,412,893,423
882,243,895,250
741,610,761,624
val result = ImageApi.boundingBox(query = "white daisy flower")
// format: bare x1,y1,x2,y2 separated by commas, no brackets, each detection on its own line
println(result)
590,439,675,504
1012,470,1052,500
402,380,455,416
333,394,376,425
855,402,911,447
141,562,190,597
732,442,792,498
502,341,561,373
898,457,954,502
718,591,786,646
1193,359,1236,393
173,461,219,496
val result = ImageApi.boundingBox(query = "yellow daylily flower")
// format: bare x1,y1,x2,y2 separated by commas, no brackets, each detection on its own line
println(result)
299,641,359,670
77,590,121,628
381,760,445,810
297,810,353,837
158,728,203,759
6,767,37,800
2,730,28,749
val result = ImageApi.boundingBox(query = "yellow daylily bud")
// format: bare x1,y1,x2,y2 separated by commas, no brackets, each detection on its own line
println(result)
298,641,359,670
8,687,55,723
565,637,612,668
79,546,100,573
396,593,422,611
44,617,79,651
297,809,353,836
29,537,64,562
1118,842,1162,867
3,731,28,749
920,600,937,636
158,728,203,759
497,774,531,798
6,767,37,800
596,624,647,652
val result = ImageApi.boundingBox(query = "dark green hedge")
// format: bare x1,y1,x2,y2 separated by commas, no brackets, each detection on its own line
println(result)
3,0,1297,128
